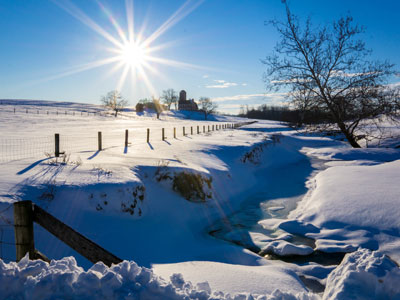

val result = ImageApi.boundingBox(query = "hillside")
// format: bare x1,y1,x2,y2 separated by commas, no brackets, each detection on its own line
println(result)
0,100,400,299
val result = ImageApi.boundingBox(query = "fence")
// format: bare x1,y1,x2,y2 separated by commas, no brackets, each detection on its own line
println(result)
0,122,254,163
0,121,255,263
10,200,121,266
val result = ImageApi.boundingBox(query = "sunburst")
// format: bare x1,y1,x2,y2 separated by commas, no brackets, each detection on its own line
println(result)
48,0,207,95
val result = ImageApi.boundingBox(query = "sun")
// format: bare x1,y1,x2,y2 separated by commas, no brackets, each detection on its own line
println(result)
50,0,206,95
118,41,147,69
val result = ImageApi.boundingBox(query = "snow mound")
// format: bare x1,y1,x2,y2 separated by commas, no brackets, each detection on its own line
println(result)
323,248,400,300
0,255,318,300
261,240,314,256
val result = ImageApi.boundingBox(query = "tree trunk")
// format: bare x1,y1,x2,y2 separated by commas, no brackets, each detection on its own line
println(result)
337,121,361,148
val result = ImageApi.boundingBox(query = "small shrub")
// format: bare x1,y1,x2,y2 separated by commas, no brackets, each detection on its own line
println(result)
121,185,145,215
92,166,113,179
38,181,56,202
241,144,264,165
155,160,172,182
241,134,283,165
172,171,212,202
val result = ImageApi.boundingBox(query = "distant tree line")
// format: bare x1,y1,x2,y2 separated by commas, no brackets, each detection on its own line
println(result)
238,104,332,125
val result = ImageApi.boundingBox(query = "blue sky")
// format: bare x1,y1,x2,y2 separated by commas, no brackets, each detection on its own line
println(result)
1,0,399,113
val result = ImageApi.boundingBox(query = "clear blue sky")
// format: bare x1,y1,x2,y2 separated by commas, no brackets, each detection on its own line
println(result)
1,0,399,113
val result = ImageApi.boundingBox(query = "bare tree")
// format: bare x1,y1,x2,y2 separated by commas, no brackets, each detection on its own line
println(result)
101,90,129,117
152,97,163,119
199,97,218,120
161,89,177,110
263,3,398,148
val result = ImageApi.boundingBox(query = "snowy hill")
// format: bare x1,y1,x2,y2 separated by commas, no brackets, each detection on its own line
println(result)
0,100,399,299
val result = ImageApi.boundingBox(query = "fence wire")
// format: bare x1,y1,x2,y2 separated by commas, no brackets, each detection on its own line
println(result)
0,123,247,163
0,136,53,163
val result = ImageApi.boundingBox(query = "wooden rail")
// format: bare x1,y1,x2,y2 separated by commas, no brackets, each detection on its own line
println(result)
14,201,122,266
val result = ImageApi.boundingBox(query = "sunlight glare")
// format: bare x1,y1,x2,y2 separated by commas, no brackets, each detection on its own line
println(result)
48,0,208,94
119,41,147,68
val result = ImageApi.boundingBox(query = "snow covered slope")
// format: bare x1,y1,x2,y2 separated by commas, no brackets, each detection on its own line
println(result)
0,100,399,299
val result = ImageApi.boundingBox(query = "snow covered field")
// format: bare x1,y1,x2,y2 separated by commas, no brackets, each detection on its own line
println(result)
0,100,399,299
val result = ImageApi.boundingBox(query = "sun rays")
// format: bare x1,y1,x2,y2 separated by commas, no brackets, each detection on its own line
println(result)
49,0,205,95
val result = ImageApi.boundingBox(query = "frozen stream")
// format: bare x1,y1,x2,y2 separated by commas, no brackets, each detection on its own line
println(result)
209,152,315,253
207,131,346,292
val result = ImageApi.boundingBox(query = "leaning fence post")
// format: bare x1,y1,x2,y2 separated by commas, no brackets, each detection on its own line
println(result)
125,130,129,147
55,134,60,157
14,201,35,261
162,128,165,141
147,128,150,143
98,132,102,151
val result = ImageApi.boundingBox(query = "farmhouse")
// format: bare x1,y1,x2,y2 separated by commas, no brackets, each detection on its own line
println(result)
178,90,198,111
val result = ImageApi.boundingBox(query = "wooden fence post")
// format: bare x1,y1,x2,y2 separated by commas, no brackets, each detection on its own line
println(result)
183,127,185,136
191,126,193,135
203,125,205,133
208,125,210,132
55,134,60,157
147,128,150,143
26,109,28,114
212,125,214,131
125,129,129,147
98,132,102,151
197,126,200,134
162,128,165,141
14,201,35,261
174,127,176,138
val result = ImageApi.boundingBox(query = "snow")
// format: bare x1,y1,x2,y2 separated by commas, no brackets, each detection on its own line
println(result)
1,249,399,300
261,240,314,256
0,254,316,300
153,261,307,295
323,248,400,300
287,158,400,260
1,100,400,298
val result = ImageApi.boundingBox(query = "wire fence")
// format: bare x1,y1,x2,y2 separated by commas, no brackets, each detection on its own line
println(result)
0,137,54,163
0,103,183,121
0,121,254,262
0,123,246,164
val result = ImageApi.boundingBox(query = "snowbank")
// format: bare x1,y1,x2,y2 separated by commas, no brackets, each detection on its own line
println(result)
0,255,317,300
287,159,400,260
323,248,400,300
